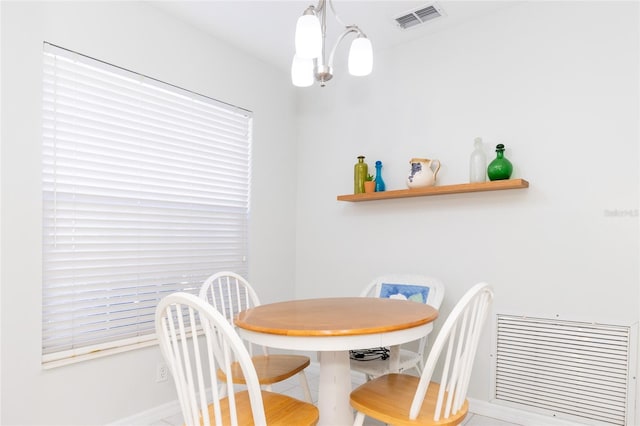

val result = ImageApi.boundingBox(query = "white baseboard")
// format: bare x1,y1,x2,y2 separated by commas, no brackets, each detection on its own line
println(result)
107,399,182,426
468,398,586,426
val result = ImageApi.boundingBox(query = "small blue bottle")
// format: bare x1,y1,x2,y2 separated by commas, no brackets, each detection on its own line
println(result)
374,161,386,192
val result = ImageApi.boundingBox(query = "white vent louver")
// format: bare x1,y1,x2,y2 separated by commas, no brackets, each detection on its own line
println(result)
494,315,637,426
395,4,443,30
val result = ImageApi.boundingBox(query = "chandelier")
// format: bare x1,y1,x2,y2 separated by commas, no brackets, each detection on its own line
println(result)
291,0,373,87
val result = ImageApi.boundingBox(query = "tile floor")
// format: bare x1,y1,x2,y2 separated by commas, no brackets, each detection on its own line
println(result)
152,363,522,426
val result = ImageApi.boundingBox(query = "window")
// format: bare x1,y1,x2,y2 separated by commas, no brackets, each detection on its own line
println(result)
41,43,252,367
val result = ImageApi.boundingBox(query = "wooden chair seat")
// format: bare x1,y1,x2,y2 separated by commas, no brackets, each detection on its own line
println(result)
217,354,311,385
203,390,319,426
350,374,468,426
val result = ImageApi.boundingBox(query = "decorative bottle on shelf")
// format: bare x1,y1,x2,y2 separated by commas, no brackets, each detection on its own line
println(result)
487,143,513,181
374,160,386,192
469,137,487,183
354,155,368,194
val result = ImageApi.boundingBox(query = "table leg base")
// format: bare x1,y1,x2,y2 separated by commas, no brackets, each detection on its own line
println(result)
317,351,354,426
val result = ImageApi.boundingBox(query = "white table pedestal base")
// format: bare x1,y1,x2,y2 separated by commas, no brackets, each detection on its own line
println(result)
318,351,354,426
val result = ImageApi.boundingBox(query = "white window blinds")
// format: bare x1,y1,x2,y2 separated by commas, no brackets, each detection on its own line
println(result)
41,43,252,365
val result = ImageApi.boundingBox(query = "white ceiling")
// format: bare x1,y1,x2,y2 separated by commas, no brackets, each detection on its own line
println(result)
151,1,513,72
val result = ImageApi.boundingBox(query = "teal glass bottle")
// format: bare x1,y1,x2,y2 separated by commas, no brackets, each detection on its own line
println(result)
374,160,385,192
354,156,368,194
487,144,513,181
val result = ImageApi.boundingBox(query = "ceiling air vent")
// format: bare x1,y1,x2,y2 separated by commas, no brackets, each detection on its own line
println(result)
395,4,444,30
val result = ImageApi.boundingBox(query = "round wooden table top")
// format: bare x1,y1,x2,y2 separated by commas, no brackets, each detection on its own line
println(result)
235,297,439,337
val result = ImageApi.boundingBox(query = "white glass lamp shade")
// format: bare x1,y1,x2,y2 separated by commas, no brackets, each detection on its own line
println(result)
295,14,322,59
291,55,314,87
348,37,373,77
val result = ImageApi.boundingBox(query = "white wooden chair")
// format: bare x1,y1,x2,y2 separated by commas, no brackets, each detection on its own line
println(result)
350,274,445,380
350,282,493,426
199,271,312,402
155,292,319,426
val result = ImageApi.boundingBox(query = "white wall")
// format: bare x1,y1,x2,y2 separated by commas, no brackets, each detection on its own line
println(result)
1,1,638,424
295,0,639,404
0,1,297,424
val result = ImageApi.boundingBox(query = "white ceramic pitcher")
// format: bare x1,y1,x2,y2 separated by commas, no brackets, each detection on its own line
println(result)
407,158,441,188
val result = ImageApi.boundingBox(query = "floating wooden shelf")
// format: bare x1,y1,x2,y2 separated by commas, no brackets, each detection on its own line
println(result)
337,179,529,202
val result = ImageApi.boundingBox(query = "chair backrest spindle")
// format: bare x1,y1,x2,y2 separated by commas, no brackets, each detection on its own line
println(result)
200,272,262,356
156,292,268,426
409,283,493,421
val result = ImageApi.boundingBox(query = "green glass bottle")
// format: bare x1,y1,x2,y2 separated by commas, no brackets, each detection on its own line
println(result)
487,144,513,181
354,156,368,194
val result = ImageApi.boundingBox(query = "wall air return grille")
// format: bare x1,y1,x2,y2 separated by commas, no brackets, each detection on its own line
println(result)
395,4,444,30
493,315,637,426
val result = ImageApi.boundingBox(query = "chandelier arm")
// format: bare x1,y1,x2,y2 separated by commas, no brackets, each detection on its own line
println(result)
328,0,347,27
327,26,361,69
328,0,362,31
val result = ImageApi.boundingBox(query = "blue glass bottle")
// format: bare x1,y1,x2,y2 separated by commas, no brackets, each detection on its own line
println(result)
374,160,386,192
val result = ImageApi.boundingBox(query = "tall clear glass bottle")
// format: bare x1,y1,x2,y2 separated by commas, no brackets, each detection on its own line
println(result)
354,156,368,194
469,137,487,183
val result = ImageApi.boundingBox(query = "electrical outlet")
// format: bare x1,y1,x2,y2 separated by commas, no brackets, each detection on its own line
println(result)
156,362,169,382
